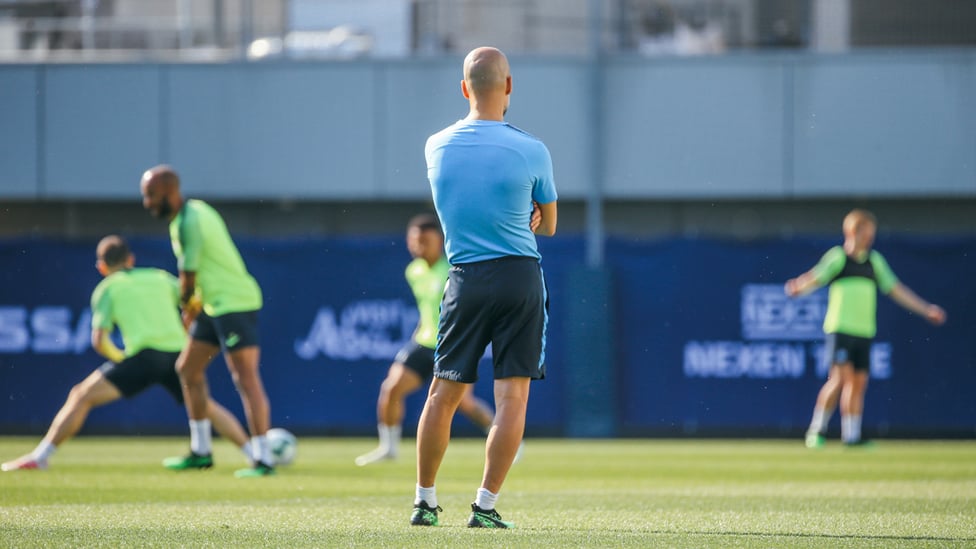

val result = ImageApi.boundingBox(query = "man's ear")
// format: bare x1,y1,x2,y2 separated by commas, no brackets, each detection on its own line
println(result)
461,79,470,99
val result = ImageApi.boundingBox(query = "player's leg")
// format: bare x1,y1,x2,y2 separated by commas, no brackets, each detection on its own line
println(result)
356,362,423,466
414,376,466,521
412,262,490,525
223,346,269,435
805,364,842,447
162,342,224,470
223,344,274,476
480,377,529,492
837,363,859,443
44,370,122,446
204,310,273,477
840,336,872,446
177,340,220,420
457,384,495,433
466,377,527,529
842,370,870,445
458,383,525,464
2,370,120,471
152,348,252,464
845,372,869,416
417,378,466,481
468,257,544,528
206,399,252,459
171,339,220,465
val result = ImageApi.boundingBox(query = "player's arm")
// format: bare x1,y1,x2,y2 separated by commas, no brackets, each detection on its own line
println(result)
91,328,125,363
532,201,557,236
530,144,558,237
786,247,845,297
784,270,822,297
178,271,202,329
887,283,946,326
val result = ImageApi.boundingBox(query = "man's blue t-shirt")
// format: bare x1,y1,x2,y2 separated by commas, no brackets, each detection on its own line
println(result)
425,120,558,264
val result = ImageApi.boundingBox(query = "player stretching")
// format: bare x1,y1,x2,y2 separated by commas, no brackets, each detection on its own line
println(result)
785,209,945,448
355,213,496,466
141,165,275,477
2,236,252,471
411,46,557,529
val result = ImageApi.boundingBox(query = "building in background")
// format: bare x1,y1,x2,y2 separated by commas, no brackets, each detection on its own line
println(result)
0,0,974,240
1,1,975,60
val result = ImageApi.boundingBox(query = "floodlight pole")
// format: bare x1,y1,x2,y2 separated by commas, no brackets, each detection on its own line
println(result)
585,0,605,268
563,0,615,439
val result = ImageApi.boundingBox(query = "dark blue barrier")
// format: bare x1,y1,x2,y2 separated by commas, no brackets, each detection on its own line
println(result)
607,236,976,437
1,235,973,437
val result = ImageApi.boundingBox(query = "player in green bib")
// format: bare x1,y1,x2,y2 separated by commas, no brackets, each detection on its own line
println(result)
2,236,251,472
141,165,275,478
785,209,945,448
356,213,495,466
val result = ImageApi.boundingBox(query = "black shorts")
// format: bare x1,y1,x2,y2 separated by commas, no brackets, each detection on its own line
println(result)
98,348,184,403
434,256,548,383
824,332,872,372
395,341,436,380
190,310,260,351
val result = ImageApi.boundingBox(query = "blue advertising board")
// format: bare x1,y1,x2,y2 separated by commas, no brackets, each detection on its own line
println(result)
1,235,973,438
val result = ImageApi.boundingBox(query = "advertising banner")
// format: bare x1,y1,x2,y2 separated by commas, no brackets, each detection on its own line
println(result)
609,237,975,436
1,235,973,437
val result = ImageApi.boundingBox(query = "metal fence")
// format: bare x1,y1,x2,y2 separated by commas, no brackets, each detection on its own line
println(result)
1,0,974,62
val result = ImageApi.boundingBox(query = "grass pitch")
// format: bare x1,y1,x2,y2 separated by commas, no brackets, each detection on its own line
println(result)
1,437,974,548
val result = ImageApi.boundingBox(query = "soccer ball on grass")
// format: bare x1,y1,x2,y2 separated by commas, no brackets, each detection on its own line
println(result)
266,428,297,466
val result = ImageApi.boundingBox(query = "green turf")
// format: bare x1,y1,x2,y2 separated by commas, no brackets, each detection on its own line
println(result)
1,437,974,548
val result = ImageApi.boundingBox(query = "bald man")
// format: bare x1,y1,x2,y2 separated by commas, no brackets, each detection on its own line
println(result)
411,47,557,529
140,165,276,478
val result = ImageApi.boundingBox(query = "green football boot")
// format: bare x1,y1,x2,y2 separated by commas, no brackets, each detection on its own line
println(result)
467,504,515,529
162,452,213,470
804,432,826,449
234,461,275,478
410,501,441,526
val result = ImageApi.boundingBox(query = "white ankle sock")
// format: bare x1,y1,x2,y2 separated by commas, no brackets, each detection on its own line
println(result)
33,440,56,461
809,406,835,435
415,484,437,507
841,415,862,443
189,419,212,455
253,435,272,465
474,488,498,510
241,441,254,462
387,425,401,457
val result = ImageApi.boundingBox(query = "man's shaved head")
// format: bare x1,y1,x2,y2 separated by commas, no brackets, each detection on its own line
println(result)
141,164,180,193
463,47,510,96
140,164,182,220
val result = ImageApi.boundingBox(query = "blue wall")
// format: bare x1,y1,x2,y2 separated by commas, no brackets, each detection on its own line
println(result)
1,51,974,201
1,235,973,437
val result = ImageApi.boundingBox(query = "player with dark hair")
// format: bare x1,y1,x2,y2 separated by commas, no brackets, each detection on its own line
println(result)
786,209,946,448
141,166,275,478
355,213,495,467
411,46,557,529
2,235,251,471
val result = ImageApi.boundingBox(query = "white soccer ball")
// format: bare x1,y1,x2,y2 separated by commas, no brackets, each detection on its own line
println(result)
266,428,297,466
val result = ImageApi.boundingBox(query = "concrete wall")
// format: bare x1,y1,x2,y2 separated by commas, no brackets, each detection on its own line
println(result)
1,50,974,203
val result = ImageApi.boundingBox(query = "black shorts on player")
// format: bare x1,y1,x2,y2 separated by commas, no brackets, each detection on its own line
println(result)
98,348,184,402
190,310,260,351
824,332,872,372
395,341,436,380
434,256,548,383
